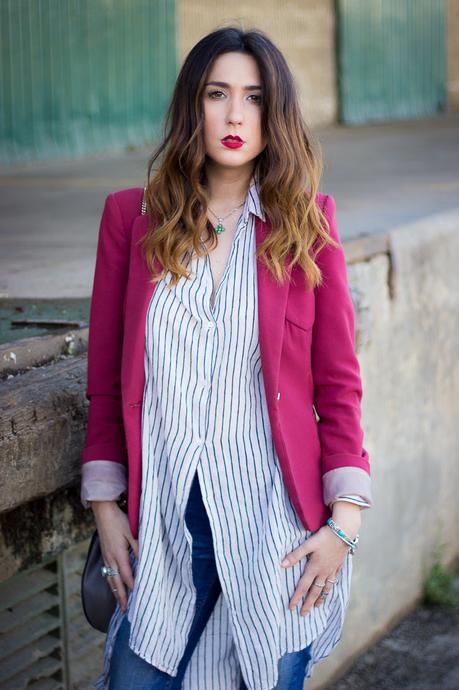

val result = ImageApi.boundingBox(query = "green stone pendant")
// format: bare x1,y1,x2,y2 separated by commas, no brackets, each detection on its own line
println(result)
215,222,225,234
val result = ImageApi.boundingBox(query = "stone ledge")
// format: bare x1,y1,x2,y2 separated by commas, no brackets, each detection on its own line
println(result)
0,354,88,513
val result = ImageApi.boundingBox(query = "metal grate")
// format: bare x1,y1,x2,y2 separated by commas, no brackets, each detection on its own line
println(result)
61,540,105,689
0,539,105,690
0,561,64,690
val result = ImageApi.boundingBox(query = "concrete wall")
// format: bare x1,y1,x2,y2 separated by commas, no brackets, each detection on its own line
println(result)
308,210,459,688
177,0,337,126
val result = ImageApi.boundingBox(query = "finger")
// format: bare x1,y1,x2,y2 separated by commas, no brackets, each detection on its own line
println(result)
281,538,316,568
314,571,337,607
117,552,135,591
108,569,128,611
127,536,139,559
288,567,319,611
300,575,328,616
102,555,128,611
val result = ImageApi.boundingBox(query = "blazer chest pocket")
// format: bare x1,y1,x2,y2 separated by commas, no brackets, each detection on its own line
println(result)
284,284,315,331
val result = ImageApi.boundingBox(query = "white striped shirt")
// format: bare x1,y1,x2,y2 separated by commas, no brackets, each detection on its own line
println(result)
94,175,361,690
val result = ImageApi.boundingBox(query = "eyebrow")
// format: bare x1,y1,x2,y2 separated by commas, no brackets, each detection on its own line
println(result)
204,81,262,90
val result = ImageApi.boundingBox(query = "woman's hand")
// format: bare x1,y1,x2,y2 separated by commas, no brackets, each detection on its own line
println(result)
280,502,361,616
90,500,139,613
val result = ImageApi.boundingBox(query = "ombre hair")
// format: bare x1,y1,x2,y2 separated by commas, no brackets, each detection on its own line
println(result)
140,25,339,290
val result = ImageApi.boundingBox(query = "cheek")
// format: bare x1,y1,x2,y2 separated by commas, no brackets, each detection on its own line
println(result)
203,105,218,133
203,123,219,151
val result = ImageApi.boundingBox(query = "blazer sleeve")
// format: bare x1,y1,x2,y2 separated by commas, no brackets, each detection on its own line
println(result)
311,194,372,504
81,193,130,474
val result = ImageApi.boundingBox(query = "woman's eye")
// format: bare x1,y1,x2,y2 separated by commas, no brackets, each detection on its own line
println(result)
207,91,262,103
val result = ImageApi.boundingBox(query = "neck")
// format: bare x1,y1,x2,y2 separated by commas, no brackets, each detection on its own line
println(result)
204,161,255,208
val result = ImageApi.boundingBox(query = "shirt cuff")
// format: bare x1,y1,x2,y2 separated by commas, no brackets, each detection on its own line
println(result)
323,466,373,510
330,494,372,509
80,460,128,508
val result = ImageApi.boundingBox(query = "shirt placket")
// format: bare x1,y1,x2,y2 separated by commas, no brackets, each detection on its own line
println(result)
195,215,248,456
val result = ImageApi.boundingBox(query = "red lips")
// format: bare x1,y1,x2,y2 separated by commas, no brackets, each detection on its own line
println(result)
221,135,245,149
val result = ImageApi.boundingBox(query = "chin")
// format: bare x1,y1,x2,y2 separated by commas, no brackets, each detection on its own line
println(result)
209,154,250,168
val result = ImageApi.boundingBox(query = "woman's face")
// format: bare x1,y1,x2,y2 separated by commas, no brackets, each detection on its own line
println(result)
202,51,266,172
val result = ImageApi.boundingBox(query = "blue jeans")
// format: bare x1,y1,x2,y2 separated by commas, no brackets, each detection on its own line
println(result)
108,471,313,689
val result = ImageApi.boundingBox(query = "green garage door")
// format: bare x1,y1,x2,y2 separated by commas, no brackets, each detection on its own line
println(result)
337,0,447,124
1,0,177,163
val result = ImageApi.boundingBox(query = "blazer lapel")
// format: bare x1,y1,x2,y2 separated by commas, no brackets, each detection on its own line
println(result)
121,214,161,406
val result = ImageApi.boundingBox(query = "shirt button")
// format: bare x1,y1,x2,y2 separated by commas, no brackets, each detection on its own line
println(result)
276,391,281,401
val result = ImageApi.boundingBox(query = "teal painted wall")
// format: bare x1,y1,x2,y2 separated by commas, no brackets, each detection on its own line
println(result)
1,0,177,163
337,0,447,124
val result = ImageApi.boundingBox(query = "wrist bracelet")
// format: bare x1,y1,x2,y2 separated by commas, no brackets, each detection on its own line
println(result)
326,517,359,555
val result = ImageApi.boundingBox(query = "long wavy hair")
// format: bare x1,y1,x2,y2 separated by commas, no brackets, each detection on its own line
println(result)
140,25,338,290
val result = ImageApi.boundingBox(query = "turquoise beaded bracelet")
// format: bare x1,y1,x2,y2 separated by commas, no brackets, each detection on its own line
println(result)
326,517,359,555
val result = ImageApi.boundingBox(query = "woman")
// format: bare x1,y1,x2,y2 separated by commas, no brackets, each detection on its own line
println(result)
81,26,373,690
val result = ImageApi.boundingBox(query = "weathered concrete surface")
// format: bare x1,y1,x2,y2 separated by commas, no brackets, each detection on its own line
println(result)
308,209,459,688
0,486,94,582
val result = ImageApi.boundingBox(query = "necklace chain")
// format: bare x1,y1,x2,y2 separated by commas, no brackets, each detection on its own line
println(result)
207,200,245,234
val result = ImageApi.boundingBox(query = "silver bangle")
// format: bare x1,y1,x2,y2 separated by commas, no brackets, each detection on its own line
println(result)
326,518,359,554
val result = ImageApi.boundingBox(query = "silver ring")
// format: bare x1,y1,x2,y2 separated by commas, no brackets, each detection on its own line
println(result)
326,578,337,584
112,588,118,593
312,580,326,588
101,565,119,578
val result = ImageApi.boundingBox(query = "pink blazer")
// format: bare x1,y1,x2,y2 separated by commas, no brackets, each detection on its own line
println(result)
81,187,371,539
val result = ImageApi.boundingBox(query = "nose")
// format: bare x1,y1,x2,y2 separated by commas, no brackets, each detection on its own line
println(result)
226,97,243,125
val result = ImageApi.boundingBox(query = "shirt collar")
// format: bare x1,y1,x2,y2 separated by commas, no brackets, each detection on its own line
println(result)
241,170,266,224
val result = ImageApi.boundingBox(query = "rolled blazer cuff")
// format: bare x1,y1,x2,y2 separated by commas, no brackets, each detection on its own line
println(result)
80,460,128,508
323,466,373,510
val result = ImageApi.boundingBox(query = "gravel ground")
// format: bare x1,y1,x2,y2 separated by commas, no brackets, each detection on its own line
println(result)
328,605,459,690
